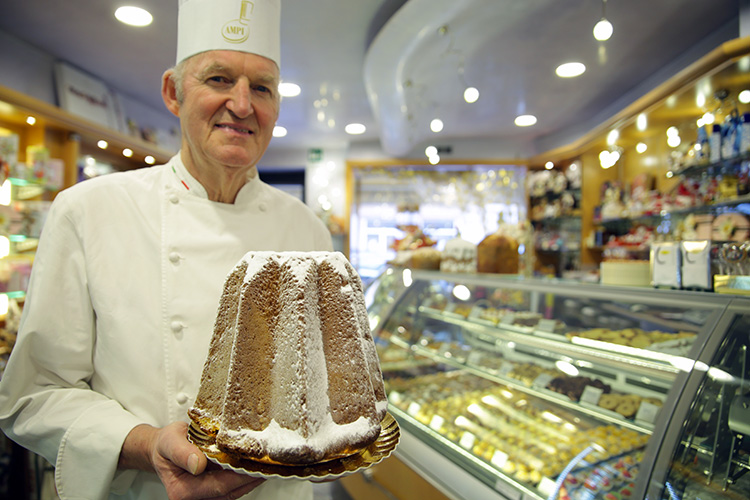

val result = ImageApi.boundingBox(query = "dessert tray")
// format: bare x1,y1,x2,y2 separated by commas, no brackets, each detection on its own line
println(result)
187,412,400,480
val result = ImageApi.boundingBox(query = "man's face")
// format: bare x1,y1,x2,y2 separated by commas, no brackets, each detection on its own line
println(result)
175,50,280,173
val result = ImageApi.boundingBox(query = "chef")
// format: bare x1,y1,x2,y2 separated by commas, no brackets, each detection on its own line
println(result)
0,0,332,498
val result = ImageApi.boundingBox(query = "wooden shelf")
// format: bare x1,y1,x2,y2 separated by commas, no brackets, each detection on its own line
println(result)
0,83,174,184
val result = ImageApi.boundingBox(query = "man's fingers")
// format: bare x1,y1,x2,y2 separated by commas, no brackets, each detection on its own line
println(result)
155,421,208,475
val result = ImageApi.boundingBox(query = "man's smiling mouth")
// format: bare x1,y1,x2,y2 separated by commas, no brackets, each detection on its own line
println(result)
216,123,253,135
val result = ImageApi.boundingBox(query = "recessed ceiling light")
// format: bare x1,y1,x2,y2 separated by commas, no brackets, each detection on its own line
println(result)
97,140,108,149
739,90,750,103
122,148,133,158
144,155,155,164
273,126,287,137
556,62,586,78
279,82,301,97
463,87,479,103
115,6,153,27
345,123,366,135
514,114,537,127
26,116,36,125
430,119,444,133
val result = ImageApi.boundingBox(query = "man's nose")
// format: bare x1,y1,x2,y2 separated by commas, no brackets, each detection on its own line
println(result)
226,84,253,118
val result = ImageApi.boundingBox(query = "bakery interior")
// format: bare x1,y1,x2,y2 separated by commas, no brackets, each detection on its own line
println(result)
1,1,750,499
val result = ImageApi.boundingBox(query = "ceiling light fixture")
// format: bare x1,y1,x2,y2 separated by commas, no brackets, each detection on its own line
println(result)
636,113,647,131
545,162,554,170
464,87,479,103
114,6,153,27
144,155,155,165
739,90,750,104
515,114,537,127
273,126,287,137
97,140,108,149
593,0,613,41
345,123,366,135
607,129,619,145
26,116,36,126
556,62,586,78
122,148,133,158
279,82,301,97
430,119,444,133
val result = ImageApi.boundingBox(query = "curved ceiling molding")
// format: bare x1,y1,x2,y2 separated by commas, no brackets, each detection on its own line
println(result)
364,0,479,157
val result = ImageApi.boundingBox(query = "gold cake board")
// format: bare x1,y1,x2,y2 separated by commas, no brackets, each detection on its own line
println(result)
187,413,400,480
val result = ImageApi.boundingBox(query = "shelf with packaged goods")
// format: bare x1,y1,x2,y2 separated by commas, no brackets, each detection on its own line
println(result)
367,268,743,500
595,193,750,230
0,83,174,182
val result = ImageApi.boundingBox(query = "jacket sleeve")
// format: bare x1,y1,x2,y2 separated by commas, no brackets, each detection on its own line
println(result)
0,190,145,499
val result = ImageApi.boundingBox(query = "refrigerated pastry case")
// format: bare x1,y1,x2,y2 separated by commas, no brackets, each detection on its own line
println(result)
642,307,750,499
363,267,750,500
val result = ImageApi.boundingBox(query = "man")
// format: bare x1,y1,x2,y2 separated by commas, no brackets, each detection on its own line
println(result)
0,0,331,498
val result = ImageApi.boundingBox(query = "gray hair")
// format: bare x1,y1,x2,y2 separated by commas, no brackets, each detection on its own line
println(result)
169,60,188,104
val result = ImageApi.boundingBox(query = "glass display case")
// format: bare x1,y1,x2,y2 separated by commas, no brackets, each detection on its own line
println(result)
365,267,750,500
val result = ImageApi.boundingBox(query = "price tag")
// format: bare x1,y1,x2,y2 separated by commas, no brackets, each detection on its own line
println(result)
407,402,421,417
533,373,554,389
635,401,661,425
388,391,402,405
429,415,445,431
500,313,516,325
469,305,484,319
498,362,514,376
491,449,509,468
467,351,483,366
537,319,558,332
580,385,604,406
459,432,476,449
537,477,559,498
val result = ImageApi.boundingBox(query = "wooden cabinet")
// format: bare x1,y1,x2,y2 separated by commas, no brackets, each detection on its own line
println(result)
528,37,750,271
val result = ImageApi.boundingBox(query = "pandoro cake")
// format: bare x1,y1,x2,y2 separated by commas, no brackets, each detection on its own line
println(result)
189,251,388,465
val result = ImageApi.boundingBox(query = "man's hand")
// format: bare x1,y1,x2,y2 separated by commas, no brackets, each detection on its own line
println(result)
120,422,265,500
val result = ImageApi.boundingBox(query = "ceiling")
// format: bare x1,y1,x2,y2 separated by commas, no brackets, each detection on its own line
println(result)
0,0,742,159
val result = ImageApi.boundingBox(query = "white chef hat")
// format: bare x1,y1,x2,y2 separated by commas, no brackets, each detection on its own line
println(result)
176,0,281,67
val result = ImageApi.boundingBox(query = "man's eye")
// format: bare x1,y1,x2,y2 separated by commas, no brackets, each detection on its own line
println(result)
255,85,271,94
207,76,229,84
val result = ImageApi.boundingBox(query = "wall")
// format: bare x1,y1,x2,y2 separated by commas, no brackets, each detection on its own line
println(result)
0,29,179,151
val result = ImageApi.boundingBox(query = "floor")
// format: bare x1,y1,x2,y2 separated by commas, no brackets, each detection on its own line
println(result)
313,481,354,500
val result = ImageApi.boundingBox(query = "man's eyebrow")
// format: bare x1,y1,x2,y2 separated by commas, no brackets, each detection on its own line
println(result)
196,63,228,80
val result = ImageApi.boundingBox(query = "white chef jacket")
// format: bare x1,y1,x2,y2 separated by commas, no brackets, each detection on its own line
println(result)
0,155,333,500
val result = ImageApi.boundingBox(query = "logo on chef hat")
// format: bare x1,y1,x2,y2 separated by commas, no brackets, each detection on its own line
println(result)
222,1,254,44
176,0,281,67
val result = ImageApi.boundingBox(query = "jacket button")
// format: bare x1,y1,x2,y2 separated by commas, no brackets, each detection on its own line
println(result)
169,252,181,263
169,194,179,204
176,393,189,405
170,321,184,333
258,202,267,212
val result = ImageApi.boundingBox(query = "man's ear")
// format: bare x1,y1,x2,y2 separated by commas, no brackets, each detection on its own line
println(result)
162,70,180,117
